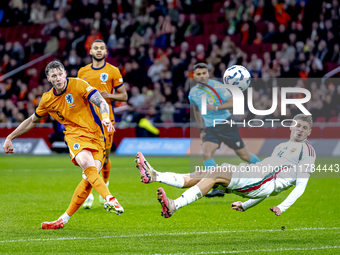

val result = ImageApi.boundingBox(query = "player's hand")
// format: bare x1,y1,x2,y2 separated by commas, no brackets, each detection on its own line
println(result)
102,118,115,133
270,206,281,216
99,90,111,99
206,104,215,111
3,137,14,154
231,201,245,211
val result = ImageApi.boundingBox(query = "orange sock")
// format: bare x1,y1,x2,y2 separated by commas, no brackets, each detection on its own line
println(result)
66,179,92,216
84,166,111,199
102,159,111,183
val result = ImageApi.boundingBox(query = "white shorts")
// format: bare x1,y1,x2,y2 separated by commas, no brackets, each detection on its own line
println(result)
227,163,275,199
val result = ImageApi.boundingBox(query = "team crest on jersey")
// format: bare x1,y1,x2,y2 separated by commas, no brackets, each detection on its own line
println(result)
290,148,297,153
65,94,74,104
73,143,80,150
100,73,109,82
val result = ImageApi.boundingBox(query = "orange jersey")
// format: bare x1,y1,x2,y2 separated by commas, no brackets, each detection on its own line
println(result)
35,78,104,138
77,62,123,125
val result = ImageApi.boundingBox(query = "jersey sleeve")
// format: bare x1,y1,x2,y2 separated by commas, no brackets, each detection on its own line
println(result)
75,78,98,100
242,196,267,211
277,174,311,213
188,90,196,105
112,67,123,89
77,67,85,79
35,95,48,118
298,143,316,173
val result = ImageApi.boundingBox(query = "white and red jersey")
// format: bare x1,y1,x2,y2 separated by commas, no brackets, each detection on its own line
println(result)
232,140,316,213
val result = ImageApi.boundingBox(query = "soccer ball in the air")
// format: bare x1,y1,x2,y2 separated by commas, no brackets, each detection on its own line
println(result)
223,65,251,91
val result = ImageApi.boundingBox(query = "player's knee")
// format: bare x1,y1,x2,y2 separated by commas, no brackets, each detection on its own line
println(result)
82,161,92,169
77,157,93,169
207,168,221,179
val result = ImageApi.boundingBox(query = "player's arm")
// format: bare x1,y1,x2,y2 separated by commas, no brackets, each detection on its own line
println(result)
231,197,267,212
271,173,311,216
89,91,114,132
3,114,43,153
99,84,128,102
271,148,316,216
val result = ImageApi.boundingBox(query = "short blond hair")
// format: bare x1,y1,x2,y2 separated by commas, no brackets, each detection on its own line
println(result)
293,114,313,128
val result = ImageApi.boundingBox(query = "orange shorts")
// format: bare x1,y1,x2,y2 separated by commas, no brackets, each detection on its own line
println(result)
65,135,106,167
103,123,114,150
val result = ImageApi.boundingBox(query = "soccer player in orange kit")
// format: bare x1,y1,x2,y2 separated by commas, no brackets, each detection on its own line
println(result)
78,39,128,208
2,61,124,229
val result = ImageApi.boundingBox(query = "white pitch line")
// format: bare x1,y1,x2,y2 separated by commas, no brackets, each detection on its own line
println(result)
158,246,340,255
0,227,339,244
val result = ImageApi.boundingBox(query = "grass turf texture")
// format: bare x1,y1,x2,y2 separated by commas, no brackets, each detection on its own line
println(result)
0,155,339,254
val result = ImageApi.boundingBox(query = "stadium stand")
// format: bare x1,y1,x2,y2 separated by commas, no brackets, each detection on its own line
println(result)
0,0,339,133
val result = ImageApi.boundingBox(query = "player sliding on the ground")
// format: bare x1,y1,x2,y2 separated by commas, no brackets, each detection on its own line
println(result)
135,114,315,218
2,61,124,229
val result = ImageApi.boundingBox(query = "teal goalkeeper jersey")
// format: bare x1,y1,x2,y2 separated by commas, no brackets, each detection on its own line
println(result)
189,79,232,127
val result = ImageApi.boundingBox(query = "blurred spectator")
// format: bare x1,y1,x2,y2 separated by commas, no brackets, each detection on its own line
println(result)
147,58,165,82
129,86,145,107
263,22,277,43
314,40,329,62
329,44,340,63
92,11,109,42
0,0,339,125
184,14,202,37
44,35,59,54
160,101,175,122
84,29,102,52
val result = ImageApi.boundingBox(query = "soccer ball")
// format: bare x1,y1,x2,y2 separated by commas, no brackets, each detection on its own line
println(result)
223,65,251,91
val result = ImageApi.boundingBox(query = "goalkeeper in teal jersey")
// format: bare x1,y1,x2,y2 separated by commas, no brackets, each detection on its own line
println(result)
188,63,260,197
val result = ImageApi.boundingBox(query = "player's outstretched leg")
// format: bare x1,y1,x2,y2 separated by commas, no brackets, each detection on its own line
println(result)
103,197,124,215
135,152,157,183
157,188,177,218
41,218,66,230
136,152,200,188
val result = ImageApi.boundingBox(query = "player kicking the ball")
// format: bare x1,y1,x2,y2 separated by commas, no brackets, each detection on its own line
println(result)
135,114,315,218
3,61,124,229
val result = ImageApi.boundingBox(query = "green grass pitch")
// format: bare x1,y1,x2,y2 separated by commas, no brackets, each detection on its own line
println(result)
0,155,339,254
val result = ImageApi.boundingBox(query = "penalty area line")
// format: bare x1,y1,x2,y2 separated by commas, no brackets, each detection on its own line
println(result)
0,227,339,244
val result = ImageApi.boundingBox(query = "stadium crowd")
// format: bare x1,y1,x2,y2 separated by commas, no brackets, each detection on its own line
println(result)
0,0,340,125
